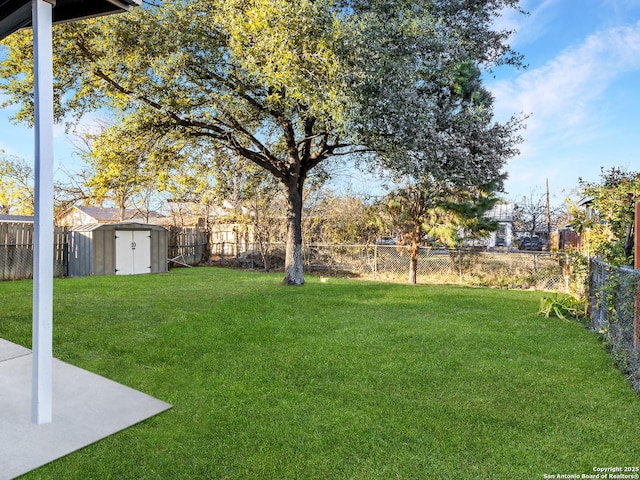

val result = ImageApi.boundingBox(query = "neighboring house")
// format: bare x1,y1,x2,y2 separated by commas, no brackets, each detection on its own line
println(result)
162,199,258,256
163,199,253,227
554,196,593,253
57,205,164,227
207,201,256,255
577,196,595,221
483,203,515,249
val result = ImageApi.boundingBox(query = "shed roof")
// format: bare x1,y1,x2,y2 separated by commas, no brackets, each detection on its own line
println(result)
0,215,34,223
484,203,515,222
64,205,164,223
71,221,167,232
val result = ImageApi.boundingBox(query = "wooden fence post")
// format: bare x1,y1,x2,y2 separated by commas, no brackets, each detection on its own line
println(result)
635,202,640,348
636,277,640,349
636,201,640,270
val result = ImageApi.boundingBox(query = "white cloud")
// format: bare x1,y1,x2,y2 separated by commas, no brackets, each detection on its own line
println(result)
488,17,640,198
491,20,640,147
493,0,560,47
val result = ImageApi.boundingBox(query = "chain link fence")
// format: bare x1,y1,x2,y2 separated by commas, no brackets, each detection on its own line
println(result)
209,242,569,292
587,258,640,390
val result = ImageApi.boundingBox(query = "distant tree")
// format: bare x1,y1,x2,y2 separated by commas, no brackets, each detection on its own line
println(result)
387,174,503,284
246,176,288,272
0,153,34,215
53,165,92,218
81,118,184,220
386,181,435,284
570,167,640,266
206,155,288,268
512,186,566,243
432,177,505,249
305,192,387,245
513,189,547,239
384,59,515,284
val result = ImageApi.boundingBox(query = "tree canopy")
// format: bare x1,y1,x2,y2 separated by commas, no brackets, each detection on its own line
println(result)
382,58,513,284
78,118,186,220
0,153,34,215
0,0,524,284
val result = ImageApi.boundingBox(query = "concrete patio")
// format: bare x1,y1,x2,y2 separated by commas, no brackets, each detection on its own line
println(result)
0,338,172,479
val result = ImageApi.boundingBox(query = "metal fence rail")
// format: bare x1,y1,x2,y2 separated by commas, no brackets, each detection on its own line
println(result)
318,245,567,291
0,225,570,293
587,258,640,390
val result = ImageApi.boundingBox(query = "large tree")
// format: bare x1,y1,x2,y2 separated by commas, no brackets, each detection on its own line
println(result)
383,59,518,284
512,186,566,244
0,0,523,284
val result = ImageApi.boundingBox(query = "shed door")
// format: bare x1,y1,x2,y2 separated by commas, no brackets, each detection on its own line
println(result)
115,230,151,275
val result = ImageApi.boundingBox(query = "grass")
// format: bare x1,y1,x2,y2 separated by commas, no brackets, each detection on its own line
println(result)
2,267,640,479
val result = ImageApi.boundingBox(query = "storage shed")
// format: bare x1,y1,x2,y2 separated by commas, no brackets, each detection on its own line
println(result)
68,222,168,277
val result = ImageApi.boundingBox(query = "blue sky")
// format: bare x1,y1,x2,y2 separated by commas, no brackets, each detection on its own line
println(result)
2,0,640,207
486,0,640,203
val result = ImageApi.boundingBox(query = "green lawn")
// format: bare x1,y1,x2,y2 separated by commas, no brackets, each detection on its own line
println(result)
2,267,639,479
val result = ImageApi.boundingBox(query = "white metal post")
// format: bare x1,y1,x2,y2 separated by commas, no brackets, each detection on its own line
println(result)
31,0,55,425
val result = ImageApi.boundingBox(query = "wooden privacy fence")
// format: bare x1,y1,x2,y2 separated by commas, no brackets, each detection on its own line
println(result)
0,222,67,281
167,226,209,267
0,223,209,280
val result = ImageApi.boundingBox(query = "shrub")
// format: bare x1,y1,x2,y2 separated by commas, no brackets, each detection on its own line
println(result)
538,294,588,323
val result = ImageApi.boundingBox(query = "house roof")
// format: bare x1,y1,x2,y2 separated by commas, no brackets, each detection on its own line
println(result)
484,203,515,222
577,196,593,207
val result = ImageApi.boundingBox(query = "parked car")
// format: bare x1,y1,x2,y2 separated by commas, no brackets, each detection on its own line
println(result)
423,239,448,252
376,236,396,245
519,237,542,251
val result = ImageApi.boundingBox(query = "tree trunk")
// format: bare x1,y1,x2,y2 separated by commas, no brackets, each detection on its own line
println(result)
408,243,419,284
118,199,126,221
408,255,418,284
283,181,305,285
